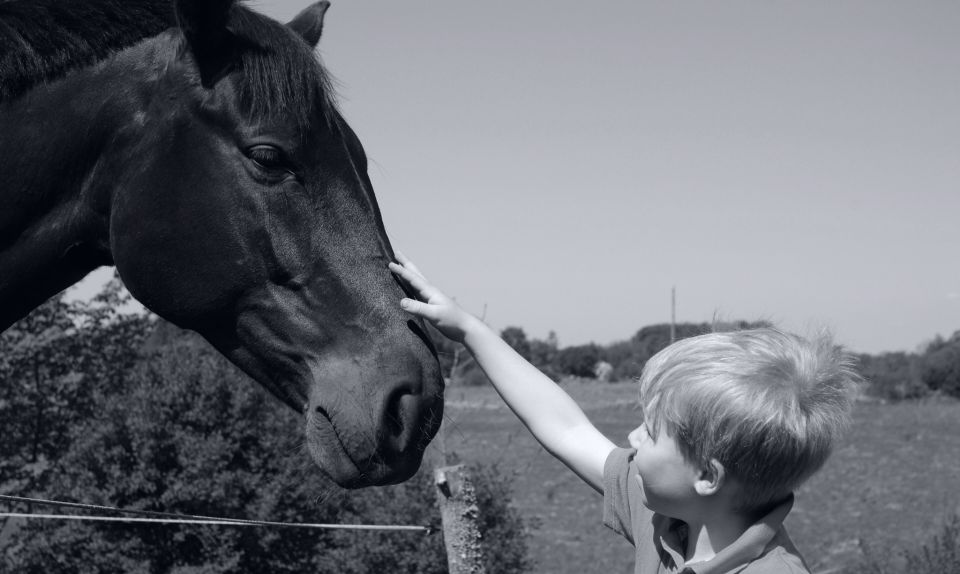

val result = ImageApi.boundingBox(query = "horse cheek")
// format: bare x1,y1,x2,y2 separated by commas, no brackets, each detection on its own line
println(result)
110,162,249,327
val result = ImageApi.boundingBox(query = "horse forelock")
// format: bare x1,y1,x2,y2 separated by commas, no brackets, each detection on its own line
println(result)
228,7,339,130
0,0,339,126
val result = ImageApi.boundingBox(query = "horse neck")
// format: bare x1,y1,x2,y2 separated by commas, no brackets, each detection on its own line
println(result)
0,32,176,331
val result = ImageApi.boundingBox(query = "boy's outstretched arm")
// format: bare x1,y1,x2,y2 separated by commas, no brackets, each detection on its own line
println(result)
389,254,616,492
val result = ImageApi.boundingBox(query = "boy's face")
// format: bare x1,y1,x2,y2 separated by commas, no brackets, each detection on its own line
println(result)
627,422,702,520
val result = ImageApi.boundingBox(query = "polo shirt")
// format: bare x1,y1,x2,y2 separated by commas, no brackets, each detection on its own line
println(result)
603,447,810,574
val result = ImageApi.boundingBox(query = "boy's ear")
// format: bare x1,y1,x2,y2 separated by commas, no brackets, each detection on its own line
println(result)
694,459,725,496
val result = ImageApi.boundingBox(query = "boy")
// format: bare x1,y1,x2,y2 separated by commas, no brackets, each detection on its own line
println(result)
389,254,860,574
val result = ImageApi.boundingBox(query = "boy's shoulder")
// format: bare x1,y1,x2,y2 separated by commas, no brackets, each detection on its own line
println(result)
737,537,810,574
602,447,812,574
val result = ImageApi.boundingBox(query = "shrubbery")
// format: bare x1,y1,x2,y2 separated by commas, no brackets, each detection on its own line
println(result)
920,333,960,398
442,320,773,385
441,320,960,402
1,289,533,573
854,333,960,401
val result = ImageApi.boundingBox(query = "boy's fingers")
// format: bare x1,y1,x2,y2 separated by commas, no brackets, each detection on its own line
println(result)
394,252,428,281
388,261,421,285
400,298,437,320
389,262,436,299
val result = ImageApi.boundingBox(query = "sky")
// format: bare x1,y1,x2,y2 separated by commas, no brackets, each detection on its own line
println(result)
74,0,960,355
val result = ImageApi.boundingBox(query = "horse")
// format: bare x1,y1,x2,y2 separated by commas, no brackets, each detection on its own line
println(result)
0,0,443,488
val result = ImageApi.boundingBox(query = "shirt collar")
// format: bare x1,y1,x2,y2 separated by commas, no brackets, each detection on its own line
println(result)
654,494,795,574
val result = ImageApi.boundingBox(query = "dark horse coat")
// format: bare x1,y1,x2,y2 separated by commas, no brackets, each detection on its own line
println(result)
0,0,443,487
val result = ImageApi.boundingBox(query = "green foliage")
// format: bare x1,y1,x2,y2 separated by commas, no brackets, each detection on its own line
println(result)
3,332,339,573
527,331,562,382
920,332,960,398
470,462,535,573
555,343,604,379
849,513,960,574
2,284,534,573
500,327,562,382
422,321,492,387
856,352,926,400
601,320,773,381
0,278,152,494
500,327,531,360
319,461,533,574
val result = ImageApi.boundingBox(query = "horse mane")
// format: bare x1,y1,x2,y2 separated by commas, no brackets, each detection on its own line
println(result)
0,0,337,123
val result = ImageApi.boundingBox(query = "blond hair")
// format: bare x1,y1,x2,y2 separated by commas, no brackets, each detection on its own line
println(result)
638,328,861,514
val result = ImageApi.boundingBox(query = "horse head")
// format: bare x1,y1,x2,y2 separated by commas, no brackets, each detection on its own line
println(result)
69,1,441,486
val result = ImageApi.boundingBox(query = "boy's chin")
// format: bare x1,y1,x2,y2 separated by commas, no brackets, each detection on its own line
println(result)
633,475,652,508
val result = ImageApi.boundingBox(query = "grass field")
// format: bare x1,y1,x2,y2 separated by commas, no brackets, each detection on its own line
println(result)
433,381,960,574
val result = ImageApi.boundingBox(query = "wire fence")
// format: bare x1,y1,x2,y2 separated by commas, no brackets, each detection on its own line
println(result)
0,494,433,534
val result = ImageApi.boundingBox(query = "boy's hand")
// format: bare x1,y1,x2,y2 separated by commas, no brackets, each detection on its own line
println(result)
388,253,477,343
391,254,614,492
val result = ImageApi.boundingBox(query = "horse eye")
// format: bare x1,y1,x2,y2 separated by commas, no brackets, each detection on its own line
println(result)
246,145,288,171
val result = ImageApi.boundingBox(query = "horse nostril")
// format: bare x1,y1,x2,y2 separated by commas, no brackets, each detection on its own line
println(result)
383,387,418,453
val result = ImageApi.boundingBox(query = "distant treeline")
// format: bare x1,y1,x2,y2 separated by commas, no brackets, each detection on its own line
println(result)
429,321,960,401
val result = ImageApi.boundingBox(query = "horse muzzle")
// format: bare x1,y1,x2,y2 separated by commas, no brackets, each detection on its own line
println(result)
303,353,444,487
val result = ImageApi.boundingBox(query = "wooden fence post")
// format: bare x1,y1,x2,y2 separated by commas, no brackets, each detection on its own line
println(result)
434,464,486,574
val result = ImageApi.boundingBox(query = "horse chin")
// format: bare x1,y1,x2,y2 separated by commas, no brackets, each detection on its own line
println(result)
304,407,422,488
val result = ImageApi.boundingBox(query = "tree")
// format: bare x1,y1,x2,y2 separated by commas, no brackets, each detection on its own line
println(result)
3,281,534,573
528,331,562,382
0,279,152,495
4,329,333,573
607,321,772,381
920,331,960,398
857,352,926,400
500,327,531,361
555,343,604,379
0,296,80,494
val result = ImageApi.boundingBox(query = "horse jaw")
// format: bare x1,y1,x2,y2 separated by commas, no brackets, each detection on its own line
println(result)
193,278,442,488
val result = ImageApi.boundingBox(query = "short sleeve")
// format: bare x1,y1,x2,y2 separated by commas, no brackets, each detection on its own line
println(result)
602,446,639,544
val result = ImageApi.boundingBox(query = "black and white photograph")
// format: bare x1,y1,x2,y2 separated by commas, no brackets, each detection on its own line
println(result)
2,1,958,573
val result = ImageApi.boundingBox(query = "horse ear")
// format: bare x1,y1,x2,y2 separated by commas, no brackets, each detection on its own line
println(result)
287,1,330,48
175,0,237,86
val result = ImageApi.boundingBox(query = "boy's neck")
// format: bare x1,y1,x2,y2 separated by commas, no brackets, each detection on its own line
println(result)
682,511,753,564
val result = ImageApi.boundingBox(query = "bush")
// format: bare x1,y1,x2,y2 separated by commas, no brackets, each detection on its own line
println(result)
3,335,338,573
1,312,533,573
555,344,604,379
319,460,533,574
606,321,771,381
920,333,960,399
857,352,927,401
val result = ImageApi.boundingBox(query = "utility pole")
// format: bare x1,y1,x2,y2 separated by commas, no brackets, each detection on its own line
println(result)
670,286,676,343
